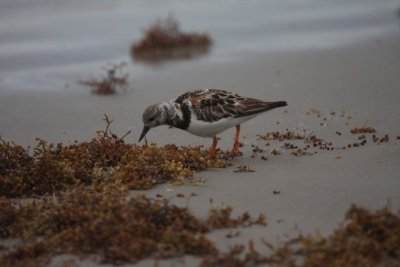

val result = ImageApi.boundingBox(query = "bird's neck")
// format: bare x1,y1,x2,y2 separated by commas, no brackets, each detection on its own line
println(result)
162,101,190,130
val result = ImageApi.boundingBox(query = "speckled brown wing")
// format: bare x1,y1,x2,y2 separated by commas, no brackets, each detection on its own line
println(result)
175,88,287,123
181,89,234,122
174,89,232,105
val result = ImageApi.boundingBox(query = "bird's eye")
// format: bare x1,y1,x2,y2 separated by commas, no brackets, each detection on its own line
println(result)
149,117,155,121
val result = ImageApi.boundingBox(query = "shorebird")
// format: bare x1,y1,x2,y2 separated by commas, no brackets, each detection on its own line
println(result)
139,89,287,157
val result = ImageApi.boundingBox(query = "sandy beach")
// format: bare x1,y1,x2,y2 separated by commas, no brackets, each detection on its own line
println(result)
1,0,400,266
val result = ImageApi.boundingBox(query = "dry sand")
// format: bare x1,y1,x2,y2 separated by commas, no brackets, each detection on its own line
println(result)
1,32,400,266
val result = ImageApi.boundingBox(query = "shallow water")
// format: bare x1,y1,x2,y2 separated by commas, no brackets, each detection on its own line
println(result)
0,0,399,92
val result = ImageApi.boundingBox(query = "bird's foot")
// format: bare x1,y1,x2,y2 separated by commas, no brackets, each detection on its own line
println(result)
224,140,243,159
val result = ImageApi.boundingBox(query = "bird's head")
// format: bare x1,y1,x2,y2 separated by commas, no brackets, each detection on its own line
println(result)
139,103,167,142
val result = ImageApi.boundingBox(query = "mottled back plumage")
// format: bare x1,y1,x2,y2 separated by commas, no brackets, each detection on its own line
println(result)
175,89,286,123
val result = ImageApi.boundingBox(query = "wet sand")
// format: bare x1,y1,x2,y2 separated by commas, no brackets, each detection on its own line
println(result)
1,32,400,265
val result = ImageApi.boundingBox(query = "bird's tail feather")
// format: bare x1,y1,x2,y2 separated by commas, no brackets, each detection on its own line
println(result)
235,99,288,117
266,101,287,110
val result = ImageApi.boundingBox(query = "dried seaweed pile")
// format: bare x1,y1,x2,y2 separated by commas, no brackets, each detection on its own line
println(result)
0,117,225,198
293,205,400,267
1,190,399,266
202,205,400,267
131,15,212,62
0,188,265,266
0,116,269,266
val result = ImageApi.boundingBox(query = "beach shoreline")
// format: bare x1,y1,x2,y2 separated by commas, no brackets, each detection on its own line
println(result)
1,19,400,267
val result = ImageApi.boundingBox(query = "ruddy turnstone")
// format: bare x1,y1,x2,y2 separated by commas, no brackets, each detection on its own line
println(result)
139,89,287,157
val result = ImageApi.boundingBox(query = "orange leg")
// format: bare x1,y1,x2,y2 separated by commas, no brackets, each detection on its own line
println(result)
230,124,241,156
207,136,218,158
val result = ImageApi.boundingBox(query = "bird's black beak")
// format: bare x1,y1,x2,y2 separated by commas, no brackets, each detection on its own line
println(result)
139,126,150,142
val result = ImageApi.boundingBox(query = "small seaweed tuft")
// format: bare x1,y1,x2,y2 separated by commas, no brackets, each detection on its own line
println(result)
80,62,129,95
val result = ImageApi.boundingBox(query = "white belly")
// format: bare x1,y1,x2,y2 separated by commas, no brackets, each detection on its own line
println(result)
186,114,258,137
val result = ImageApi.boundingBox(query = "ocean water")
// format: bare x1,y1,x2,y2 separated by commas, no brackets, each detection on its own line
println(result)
0,0,399,91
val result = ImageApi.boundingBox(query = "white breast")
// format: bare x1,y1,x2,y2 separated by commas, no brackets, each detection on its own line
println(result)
186,114,258,137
